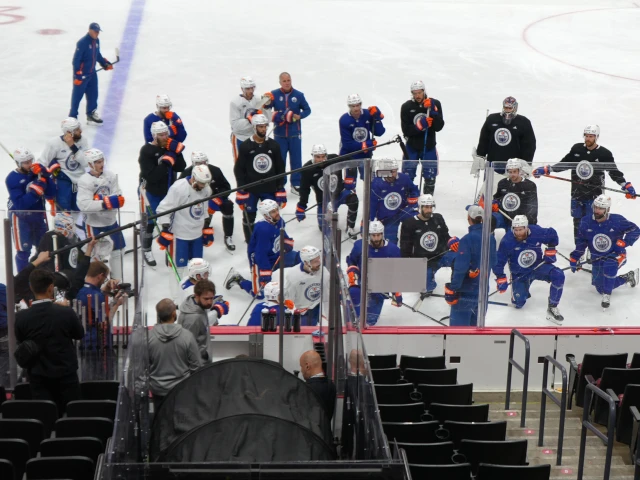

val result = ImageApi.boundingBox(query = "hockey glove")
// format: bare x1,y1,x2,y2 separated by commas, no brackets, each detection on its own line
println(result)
444,283,459,305
423,98,432,109
447,236,460,252
491,199,500,212
533,165,551,178
27,179,47,196
407,196,419,205
368,106,384,119
235,190,250,210
262,92,274,106
623,182,637,199
157,227,173,250
391,292,403,307
259,269,272,285
496,275,509,293
271,111,285,126
568,251,582,272
208,197,223,214
212,301,230,317
283,299,295,311
165,138,184,154
543,247,557,263
74,71,83,86
347,265,359,287
30,163,51,179
164,111,174,120
202,227,214,247
361,139,377,151
103,58,114,71
102,195,125,210
276,189,287,208
244,108,260,122
344,176,356,191
415,115,433,131
158,153,175,167
616,251,627,267
283,238,294,253
47,161,61,175
296,203,307,222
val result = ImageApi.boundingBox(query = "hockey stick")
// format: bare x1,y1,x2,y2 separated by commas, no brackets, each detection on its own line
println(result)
84,48,120,78
236,257,281,325
419,106,431,194
538,174,636,198
285,203,318,224
557,250,593,273
381,293,448,326
0,139,14,159
116,174,124,283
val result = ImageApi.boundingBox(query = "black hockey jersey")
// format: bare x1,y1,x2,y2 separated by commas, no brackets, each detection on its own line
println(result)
400,213,451,259
493,177,538,225
400,98,445,152
477,113,536,169
138,143,186,196
234,138,284,194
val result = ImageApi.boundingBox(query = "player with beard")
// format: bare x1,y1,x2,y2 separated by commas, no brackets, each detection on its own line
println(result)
488,158,538,229
283,246,328,326
493,215,565,323
143,94,187,153
230,76,273,160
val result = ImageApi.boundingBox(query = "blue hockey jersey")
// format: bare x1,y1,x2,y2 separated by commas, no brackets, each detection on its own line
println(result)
339,110,385,159
72,33,107,77
346,238,401,274
494,225,559,277
270,88,311,137
370,173,419,222
248,302,284,327
143,111,187,144
450,224,497,293
248,218,294,276
6,170,54,213
574,213,639,261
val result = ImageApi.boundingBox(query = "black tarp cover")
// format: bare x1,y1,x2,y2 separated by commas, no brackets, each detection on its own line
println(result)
149,358,334,461
161,413,336,462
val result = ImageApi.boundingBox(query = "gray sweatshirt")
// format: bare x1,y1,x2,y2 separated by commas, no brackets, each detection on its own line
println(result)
148,323,201,396
178,296,210,361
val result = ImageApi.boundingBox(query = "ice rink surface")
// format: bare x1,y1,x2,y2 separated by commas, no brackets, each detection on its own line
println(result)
1,0,639,327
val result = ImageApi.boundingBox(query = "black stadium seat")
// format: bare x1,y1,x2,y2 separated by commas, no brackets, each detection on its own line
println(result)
409,463,471,480
0,385,6,406
414,383,473,408
441,420,507,447
378,403,426,423
476,463,551,480
630,353,640,369
400,355,446,371
370,368,404,385
0,458,16,480
615,384,640,444
55,418,113,445
1,400,59,436
593,368,640,425
40,437,104,464
368,354,397,369
0,438,30,480
566,352,627,409
13,383,31,400
66,400,117,420
398,441,456,465
80,381,119,401
404,368,458,386
0,419,45,457
382,421,439,444
428,403,490,423
459,439,528,474
26,456,95,480
374,383,415,405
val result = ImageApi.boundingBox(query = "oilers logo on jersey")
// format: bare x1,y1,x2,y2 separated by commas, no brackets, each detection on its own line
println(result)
317,174,338,193
494,128,512,146
304,282,322,302
69,247,79,269
502,192,521,212
352,127,369,142
576,160,595,180
384,192,402,211
253,154,273,173
291,96,298,103
413,112,427,124
65,153,81,171
272,237,281,253
420,231,439,252
592,233,612,252
517,249,537,268
189,202,205,220
95,185,111,197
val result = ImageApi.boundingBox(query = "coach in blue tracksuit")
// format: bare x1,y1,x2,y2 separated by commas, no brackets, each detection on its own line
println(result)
445,205,497,327
69,23,114,124
269,73,311,192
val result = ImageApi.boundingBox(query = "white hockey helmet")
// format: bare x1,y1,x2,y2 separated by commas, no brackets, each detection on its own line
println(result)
156,94,172,109
300,245,321,264
347,93,362,106
583,124,600,140
192,164,212,184
311,144,327,157
369,220,385,236
505,158,523,173
191,151,209,166
418,194,436,208
258,199,279,222
511,214,529,233
410,80,426,93
251,113,269,127
187,258,210,280
151,121,169,138
61,117,81,134
592,194,611,218
264,281,281,302
12,147,34,167
84,148,105,169
240,76,256,90
54,212,75,237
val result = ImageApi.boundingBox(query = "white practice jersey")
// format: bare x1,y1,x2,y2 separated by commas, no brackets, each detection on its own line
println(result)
38,136,90,184
157,178,212,240
77,171,122,227
283,263,329,311
229,94,272,142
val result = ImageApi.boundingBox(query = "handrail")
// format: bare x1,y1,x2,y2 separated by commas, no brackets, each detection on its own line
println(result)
577,383,616,480
505,329,530,427
538,355,567,466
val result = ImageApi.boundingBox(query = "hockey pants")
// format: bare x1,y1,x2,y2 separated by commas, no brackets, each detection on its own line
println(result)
591,258,627,295
139,188,165,250
204,197,234,237
351,290,385,326
571,198,593,244
69,73,99,119
403,144,438,195
449,293,483,327
275,135,302,187
85,223,126,281
510,263,564,308
11,212,48,272
318,190,358,230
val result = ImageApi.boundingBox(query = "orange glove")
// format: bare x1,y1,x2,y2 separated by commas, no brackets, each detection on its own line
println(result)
347,265,359,286
73,70,83,86
284,299,295,310
165,111,174,120
426,117,434,127
423,98,432,108
263,92,275,105
616,252,627,267
368,106,384,119
478,196,485,209
103,59,114,71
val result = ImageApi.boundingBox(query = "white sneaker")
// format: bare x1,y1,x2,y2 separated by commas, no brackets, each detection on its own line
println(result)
143,249,156,267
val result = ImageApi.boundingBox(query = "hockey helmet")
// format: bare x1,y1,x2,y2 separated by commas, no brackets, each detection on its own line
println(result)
188,258,210,281
264,281,280,302
156,94,172,109
12,147,34,167
191,151,209,166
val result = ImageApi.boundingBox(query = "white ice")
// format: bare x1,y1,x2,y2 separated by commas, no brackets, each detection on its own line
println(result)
1,0,639,328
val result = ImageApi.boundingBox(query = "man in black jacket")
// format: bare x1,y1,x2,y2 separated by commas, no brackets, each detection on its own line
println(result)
15,269,84,414
299,350,336,418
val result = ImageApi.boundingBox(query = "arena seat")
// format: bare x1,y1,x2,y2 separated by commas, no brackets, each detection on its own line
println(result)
414,383,473,408
13,383,31,400
0,419,45,457
368,354,397,369
0,458,16,480
458,439,528,474
0,438,31,480
399,355,446,371
40,437,104,464
476,463,551,480
370,368,404,384
440,420,507,447
26,456,95,480
428,403,490,423
630,353,640,369
0,385,6,406
409,463,471,480
79,381,119,401
374,383,415,404
614,384,640,445
593,368,640,425
397,441,456,465
66,400,117,420
1,400,58,436
54,418,113,445
378,403,426,423
382,420,440,444
566,352,627,409
404,368,457,386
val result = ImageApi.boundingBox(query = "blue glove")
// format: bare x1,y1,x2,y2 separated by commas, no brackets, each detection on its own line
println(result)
27,179,47,196
102,195,124,210
158,153,176,167
444,283,459,305
532,165,550,178
259,269,272,285
202,227,214,247
244,108,259,120
276,189,287,207
496,275,509,293
273,109,294,124
391,292,403,307
283,238,294,253
544,247,557,263
623,182,636,199
213,301,229,317
447,236,460,252
157,226,173,250
368,106,384,119
296,203,306,222
208,197,222,214
362,139,377,150
344,176,356,191
415,115,431,131
568,250,581,273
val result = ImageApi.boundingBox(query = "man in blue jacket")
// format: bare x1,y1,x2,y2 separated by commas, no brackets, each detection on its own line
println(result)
268,72,311,193
444,205,497,326
69,23,114,125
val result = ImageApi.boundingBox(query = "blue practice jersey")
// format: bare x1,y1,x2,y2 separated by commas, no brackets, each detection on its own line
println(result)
247,218,294,275
346,238,401,273
338,110,385,159
143,111,187,144
575,213,639,261
370,173,419,222
270,88,311,137
72,33,107,76
494,225,559,277
248,301,282,327
6,170,54,212
450,224,497,293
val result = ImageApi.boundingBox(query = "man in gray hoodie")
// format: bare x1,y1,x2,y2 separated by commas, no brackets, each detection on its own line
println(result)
178,279,216,362
149,299,201,410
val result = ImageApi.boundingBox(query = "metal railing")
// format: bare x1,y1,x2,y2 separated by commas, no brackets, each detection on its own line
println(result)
538,355,567,466
577,383,616,480
505,329,530,427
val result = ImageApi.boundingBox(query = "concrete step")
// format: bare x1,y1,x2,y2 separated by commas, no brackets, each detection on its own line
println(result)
549,465,635,480
528,455,628,466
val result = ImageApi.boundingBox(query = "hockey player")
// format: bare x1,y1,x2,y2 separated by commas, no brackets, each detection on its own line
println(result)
247,281,294,327
490,158,538,229
493,215,565,324
39,117,90,224
179,258,211,299
283,246,328,326
156,165,213,277
346,221,402,327
234,114,286,243
369,160,419,245
296,144,359,236
138,121,187,266
444,205,497,327
533,125,636,244
339,94,386,183
69,22,113,124
143,94,187,153
6,147,54,271
400,80,445,194
476,97,536,173
180,151,235,252
569,195,639,309
269,72,312,192
76,148,126,281
400,194,453,296
34,212,78,274
230,76,273,160
225,200,300,298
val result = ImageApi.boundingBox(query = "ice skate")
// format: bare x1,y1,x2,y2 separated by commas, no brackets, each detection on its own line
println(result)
224,236,236,252
87,110,103,126
546,303,564,325
224,267,244,290
601,294,611,309
347,227,359,240
623,268,638,288
143,249,156,267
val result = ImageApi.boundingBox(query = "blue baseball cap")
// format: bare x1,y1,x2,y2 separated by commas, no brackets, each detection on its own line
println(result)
89,22,102,32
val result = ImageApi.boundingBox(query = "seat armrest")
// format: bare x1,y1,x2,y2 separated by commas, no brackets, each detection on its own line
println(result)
585,374,596,385
606,388,619,405
631,406,640,422
566,354,578,372
631,406,640,464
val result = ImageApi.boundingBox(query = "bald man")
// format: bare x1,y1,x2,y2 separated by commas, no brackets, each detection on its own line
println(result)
299,350,336,418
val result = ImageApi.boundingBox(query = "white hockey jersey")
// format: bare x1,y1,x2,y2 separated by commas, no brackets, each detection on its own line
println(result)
230,94,272,142
77,170,122,227
283,263,330,311
157,178,212,240
38,136,90,184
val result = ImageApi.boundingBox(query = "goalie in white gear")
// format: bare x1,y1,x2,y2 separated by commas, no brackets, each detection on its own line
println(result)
283,245,329,326
76,148,126,281
230,76,273,160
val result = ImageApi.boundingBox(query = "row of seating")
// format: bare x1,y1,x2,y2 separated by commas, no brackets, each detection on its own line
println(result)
372,367,458,386
0,380,119,404
408,462,551,480
375,382,473,408
369,354,446,371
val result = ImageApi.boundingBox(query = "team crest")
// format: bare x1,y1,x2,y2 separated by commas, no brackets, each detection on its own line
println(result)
305,283,321,302
384,192,402,210
517,249,537,268
576,160,594,180
291,97,298,103
95,185,111,197
65,153,80,171
502,193,521,212
317,177,325,192
592,233,612,252
253,154,272,173
190,202,205,219
352,127,369,143
494,128,512,146
420,231,438,252
413,112,426,124
329,174,338,192
69,247,78,268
